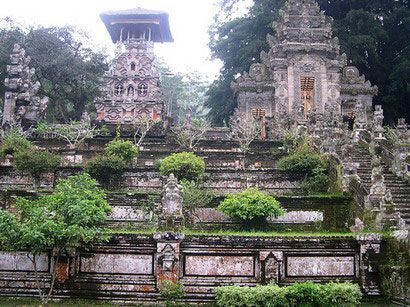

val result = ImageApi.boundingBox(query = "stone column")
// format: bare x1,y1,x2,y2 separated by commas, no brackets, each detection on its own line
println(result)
154,232,184,288
366,156,386,210
356,234,383,295
392,119,409,179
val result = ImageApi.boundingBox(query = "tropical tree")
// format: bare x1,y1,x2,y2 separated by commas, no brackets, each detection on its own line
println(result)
0,174,111,304
0,19,108,122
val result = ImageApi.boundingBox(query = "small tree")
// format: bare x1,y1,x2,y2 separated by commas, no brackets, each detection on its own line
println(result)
13,149,61,186
218,188,284,228
172,118,210,151
159,152,206,182
33,121,104,149
132,116,159,147
0,127,32,157
229,110,261,153
0,173,111,304
105,139,139,162
85,155,125,187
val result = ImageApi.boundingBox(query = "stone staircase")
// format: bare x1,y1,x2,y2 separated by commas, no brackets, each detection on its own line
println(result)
351,146,410,225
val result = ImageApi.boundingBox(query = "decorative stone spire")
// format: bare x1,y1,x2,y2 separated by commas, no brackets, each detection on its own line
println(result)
1,44,49,130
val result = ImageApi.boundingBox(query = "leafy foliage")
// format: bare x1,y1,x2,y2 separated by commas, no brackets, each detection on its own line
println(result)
0,173,111,304
181,180,215,225
13,148,60,180
159,280,185,307
85,155,125,187
159,152,206,182
159,61,210,122
207,0,410,124
218,188,284,226
215,282,362,307
105,139,139,162
300,167,330,194
0,21,108,122
277,148,324,176
0,128,32,156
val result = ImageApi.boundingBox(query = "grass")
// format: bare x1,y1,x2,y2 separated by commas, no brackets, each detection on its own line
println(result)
0,297,116,306
106,227,387,238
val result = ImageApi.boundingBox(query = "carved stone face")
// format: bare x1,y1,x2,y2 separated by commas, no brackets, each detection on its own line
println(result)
249,64,267,82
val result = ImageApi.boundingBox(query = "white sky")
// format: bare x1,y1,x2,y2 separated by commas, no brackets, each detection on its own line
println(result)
0,0,248,80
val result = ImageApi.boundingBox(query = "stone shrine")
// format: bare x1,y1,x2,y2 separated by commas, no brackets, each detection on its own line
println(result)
231,0,377,126
95,8,173,124
1,44,49,130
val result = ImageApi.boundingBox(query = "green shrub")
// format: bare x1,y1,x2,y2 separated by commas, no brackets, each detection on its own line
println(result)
301,167,329,194
287,282,324,306
215,282,362,307
0,129,32,157
85,155,125,187
218,188,284,227
181,180,215,225
159,280,184,306
277,148,324,176
105,139,138,162
159,152,205,182
322,282,362,306
13,149,60,180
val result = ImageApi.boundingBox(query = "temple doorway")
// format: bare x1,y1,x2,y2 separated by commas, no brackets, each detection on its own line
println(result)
301,76,315,118
251,108,267,140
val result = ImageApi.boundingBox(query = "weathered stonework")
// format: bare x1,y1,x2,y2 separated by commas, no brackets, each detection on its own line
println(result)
1,44,49,130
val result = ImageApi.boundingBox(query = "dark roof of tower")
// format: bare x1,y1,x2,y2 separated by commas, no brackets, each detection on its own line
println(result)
100,7,173,43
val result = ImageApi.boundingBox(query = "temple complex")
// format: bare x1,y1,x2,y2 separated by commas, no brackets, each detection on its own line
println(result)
0,0,409,305
231,0,377,127
95,8,173,124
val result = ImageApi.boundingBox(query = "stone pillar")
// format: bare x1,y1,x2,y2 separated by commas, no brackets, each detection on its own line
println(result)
341,142,360,192
154,232,184,287
392,119,409,179
356,234,383,296
353,100,367,143
366,156,386,210
373,105,385,141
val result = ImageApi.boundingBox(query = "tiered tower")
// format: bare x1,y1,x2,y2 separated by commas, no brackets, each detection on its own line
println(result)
95,8,173,123
1,44,49,130
231,0,377,122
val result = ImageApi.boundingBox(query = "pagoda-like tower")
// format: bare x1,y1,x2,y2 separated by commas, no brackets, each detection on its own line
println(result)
231,0,377,121
95,8,173,123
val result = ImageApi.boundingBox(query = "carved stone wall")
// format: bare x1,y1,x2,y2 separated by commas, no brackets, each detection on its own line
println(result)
95,40,165,123
0,234,383,302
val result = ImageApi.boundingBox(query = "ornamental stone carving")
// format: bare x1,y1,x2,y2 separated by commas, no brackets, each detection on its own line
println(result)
1,44,49,130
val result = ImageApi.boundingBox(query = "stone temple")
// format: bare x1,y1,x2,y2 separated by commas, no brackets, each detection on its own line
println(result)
232,0,377,127
95,8,173,124
0,0,409,305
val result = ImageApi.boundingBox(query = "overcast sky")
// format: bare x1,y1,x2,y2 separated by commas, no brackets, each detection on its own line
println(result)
0,0,252,80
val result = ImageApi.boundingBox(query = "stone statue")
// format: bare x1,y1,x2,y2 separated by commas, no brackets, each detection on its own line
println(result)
158,174,184,230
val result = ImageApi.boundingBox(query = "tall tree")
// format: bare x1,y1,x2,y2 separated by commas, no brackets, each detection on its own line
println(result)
0,19,108,123
207,0,410,125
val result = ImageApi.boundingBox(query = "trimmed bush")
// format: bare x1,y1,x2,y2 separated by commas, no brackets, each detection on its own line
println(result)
216,282,362,307
0,129,32,157
105,139,139,162
301,167,329,194
218,188,284,227
85,155,125,187
13,149,60,180
277,148,324,176
159,152,205,182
